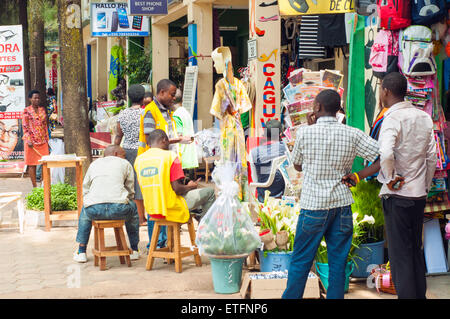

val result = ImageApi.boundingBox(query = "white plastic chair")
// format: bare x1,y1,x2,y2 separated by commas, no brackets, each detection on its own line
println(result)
0,192,25,234
249,155,288,201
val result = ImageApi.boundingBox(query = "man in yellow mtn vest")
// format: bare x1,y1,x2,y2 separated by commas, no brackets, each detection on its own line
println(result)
135,129,215,248
137,79,191,156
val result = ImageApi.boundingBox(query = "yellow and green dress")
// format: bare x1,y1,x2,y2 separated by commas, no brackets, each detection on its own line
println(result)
210,77,252,202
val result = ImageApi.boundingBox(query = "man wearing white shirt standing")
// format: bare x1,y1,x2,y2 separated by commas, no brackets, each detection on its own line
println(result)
377,72,437,299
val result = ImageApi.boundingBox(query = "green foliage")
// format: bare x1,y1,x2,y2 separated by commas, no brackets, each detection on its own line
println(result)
121,48,152,86
351,179,385,243
25,183,77,211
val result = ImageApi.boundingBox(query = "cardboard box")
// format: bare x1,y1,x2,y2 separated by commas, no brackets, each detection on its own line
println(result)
240,272,320,299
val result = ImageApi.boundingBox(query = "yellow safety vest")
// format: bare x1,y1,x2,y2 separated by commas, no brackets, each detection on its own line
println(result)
134,147,189,223
137,101,180,158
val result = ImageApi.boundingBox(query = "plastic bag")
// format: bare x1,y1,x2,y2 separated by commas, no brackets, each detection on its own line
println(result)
48,138,65,184
195,162,261,256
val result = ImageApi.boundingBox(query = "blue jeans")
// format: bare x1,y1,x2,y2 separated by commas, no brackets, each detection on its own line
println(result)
147,221,167,249
76,202,140,251
282,206,353,299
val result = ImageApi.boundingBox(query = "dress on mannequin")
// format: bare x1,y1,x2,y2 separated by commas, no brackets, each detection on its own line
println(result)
210,47,252,201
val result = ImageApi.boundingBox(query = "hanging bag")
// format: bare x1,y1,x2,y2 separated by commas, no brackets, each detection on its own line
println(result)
400,25,437,76
356,0,378,16
369,29,400,79
411,0,446,26
377,0,412,30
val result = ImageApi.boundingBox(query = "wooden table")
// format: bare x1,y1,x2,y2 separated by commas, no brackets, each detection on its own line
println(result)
39,156,86,232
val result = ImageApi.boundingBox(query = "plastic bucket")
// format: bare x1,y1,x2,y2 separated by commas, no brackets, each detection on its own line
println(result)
258,249,293,272
315,261,354,293
352,241,385,278
209,256,245,294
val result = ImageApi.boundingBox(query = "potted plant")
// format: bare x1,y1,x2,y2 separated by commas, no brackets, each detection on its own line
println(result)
314,212,369,293
256,192,300,272
350,179,385,277
25,183,78,228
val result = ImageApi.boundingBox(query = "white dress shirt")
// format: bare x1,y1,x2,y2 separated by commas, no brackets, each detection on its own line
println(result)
377,101,437,198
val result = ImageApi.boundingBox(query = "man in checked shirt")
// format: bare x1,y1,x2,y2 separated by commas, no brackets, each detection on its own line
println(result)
283,89,381,299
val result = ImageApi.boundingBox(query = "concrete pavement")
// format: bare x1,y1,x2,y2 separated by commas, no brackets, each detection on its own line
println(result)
0,175,448,299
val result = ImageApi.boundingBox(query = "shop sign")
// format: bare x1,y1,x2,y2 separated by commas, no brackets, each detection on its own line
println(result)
127,0,168,16
90,2,150,37
248,39,257,61
90,132,111,157
279,0,355,16
0,25,25,161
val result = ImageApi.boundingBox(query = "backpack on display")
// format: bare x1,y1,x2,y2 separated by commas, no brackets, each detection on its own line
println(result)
369,29,400,79
356,0,377,16
377,0,412,30
400,25,437,76
411,0,446,26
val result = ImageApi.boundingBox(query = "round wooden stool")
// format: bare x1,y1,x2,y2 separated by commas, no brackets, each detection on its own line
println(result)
92,220,132,271
146,217,202,273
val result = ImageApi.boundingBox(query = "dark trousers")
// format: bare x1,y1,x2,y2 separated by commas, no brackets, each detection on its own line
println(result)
382,196,427,299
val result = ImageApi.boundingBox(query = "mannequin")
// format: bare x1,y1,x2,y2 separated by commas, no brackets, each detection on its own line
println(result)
210,46,252,202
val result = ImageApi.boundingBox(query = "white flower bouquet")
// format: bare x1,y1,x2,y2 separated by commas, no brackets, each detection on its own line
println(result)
257,191,300,252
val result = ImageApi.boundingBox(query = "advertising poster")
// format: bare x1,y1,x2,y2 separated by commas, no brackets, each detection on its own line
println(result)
90,2,150,37
279,0,354,16
0,25,25,161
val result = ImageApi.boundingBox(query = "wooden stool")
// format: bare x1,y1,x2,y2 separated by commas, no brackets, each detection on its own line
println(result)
146,217,202,273
92,220,132,271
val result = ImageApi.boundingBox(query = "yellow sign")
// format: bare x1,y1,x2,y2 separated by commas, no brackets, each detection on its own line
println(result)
279,0,355,16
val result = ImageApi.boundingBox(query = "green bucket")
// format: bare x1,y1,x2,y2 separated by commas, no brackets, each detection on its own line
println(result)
209,256,245,294
315,261,354,293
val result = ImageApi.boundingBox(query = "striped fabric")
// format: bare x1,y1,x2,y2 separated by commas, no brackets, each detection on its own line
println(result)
298,15,326,59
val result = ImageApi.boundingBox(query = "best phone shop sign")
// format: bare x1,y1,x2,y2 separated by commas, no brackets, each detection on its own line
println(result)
128,0,168,16
0,25,25,119
91,2,150,37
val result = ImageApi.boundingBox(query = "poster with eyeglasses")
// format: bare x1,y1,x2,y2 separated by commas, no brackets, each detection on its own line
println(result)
0,25,25,160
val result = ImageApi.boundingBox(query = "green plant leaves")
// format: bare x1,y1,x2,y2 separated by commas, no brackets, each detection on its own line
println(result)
25,183,77,211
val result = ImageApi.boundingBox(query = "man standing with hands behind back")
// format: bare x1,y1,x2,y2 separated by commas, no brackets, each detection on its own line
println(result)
376,72,436,299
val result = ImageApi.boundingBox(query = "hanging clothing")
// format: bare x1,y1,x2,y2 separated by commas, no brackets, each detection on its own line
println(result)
317,14,347,48
173,106,199,170
210,77,252,201
298,15,326,59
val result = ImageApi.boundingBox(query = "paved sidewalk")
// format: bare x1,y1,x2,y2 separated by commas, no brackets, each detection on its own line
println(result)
0,176,448,299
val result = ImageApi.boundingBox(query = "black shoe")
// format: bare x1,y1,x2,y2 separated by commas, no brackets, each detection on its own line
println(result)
259,0,278,7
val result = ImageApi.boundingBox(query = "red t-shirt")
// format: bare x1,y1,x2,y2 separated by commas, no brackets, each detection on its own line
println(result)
149,157,185,219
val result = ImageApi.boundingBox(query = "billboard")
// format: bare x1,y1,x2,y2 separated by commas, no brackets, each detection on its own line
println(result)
0,25,25,161
90,2,150,37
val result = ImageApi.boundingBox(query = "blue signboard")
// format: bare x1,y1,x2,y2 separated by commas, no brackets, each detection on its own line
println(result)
127,0,168,16
90,2,150,37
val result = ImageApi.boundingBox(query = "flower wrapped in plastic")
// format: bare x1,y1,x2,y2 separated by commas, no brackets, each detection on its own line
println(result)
195,162,261,256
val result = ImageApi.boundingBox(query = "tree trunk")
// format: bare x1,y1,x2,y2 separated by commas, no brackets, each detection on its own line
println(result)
28,0,47,107
19,0,31,96
57,0,92,184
